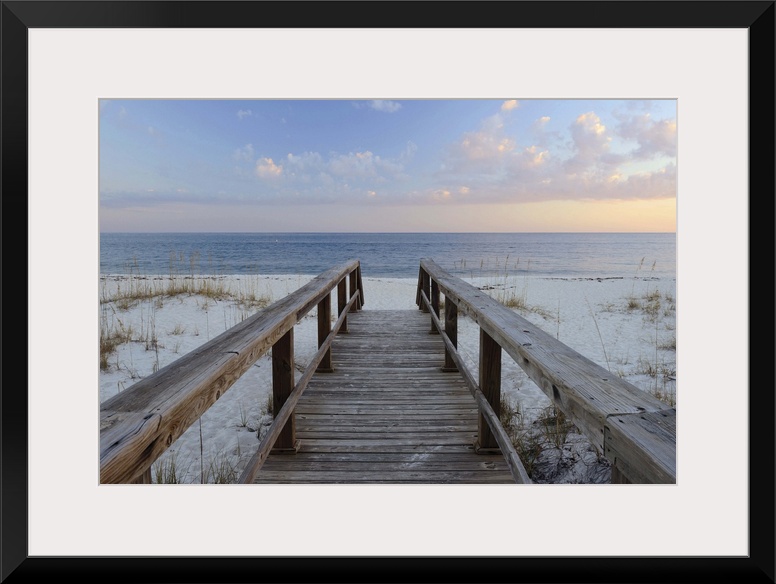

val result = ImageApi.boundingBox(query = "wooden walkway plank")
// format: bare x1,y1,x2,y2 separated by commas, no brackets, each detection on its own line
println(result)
253,309,516,484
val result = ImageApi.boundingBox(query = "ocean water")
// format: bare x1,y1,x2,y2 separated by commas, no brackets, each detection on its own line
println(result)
99,232,676,281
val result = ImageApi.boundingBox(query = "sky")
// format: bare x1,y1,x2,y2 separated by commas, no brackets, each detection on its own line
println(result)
99,99,677,233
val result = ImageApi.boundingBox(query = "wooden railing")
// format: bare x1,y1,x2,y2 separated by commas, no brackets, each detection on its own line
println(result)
100,260,364,484
417,258,676,484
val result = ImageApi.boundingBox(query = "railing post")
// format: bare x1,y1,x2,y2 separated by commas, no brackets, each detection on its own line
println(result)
611,465,633,484
476,329,502,452
271,329,299,453
420,269,430,313
416,266,423,308
429,279,440,334
349,269,360,312
130,468,152,484
356,264,364,308
338,278,348,333
317,292,333,373
442,299,458,372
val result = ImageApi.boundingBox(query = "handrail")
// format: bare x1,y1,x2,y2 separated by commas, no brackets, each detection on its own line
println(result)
417,258,676,484
237,290,359,484
419,289,532,484
100,260,363,484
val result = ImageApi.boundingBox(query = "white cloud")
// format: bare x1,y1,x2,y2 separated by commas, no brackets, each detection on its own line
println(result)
285,151,325,176
565,112,619,175
237,109,253,119
444,114,515,175
533,116,551,129
255,157,283,179
431,189,452,202
329,151,373,178
529,116,557,147
521,145,549,167
501,99,519,111
578,112,606,135
241,146,412,198
617,113,677,158
329,151,397,178
369,100,402,113
431,107,675,206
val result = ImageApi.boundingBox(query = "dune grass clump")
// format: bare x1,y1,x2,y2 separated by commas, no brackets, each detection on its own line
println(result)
99,327,132,370
101,250,273,308
102,274,272,308
261,393,274,418
626,296,642,311
537,405,574,450
659,334,677,351
169,323,187,336
474,255,554,319
651,385,676,408
154,449,240,484
499,396,542,478
624,288,675,317
152,452,190,484
99,256,274,373
499,394,610,483
503,292,554,320
205,451,238,484
237,401,250,428
99,307,134,370
603,268,677,406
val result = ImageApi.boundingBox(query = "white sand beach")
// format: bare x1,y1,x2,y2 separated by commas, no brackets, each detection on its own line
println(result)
99,270,676,485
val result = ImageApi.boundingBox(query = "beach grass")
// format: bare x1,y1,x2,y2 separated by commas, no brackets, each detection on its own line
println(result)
152,451,190,484
499,395,542,478
474,255,554,319
498,394,609,483
99,258,273,371
205,450,238,484
261,393,273,417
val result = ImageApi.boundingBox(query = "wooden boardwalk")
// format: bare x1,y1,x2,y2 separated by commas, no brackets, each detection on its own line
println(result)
253,309,515,484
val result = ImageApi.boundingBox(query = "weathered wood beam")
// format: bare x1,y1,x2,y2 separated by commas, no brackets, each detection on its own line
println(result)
238,291,359,484
100,260,360,484
430,279,440,334
271,329,296,452
420,258,675,484
421,290,531,484
443,298,458,372
337,277,348,333
317,292,333,372
477,329,502,452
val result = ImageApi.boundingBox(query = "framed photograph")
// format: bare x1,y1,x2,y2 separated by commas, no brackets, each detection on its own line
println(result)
7,1,773,582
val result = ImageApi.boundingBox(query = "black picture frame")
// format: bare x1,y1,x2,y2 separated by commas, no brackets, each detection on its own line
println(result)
3,1,773,582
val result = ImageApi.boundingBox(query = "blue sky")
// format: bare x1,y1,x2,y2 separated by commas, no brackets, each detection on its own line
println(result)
99,99,676,232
